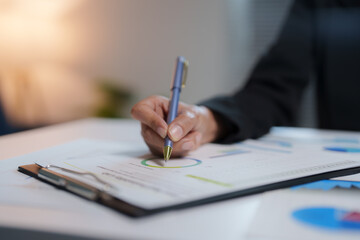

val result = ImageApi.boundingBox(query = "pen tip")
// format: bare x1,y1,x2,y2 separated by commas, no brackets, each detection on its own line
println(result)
163,146,172,162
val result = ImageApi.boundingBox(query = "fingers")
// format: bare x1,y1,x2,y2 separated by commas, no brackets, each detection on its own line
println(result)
171,131,202,157
141,123,202,158
168,109,198,142
131,96,168,138
141,124,164,156
133,96,208,157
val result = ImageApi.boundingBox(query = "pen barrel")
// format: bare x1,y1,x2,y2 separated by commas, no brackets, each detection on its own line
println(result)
171,56,186,89
164,56,187,151
166,87,181,124
164,136,173,148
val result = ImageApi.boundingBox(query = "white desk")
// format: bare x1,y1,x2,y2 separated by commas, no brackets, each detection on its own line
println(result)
0,118,260,240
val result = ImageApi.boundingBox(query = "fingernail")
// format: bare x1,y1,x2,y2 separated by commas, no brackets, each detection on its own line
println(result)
157,127,167,138
169,125,183,141
182,142,194,151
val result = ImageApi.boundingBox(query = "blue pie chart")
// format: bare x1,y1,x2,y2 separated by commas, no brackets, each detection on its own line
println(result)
292,207,360,230
324,147,360,153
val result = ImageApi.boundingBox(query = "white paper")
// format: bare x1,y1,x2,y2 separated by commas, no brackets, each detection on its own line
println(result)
247,189,360,240
27,131,360,209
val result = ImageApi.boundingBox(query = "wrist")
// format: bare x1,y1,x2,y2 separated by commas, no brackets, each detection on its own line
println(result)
198,106,223,143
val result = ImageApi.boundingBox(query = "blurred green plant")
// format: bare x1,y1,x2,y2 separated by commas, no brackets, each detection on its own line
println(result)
95,80,132,118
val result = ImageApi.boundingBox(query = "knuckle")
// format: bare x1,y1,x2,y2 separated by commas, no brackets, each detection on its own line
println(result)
130,104,138,116
131,104,144,119
175,110,197,132
184,110,196,120
149,95,157,101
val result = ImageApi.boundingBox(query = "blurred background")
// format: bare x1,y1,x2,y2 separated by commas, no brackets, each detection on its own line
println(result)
0,0,299,136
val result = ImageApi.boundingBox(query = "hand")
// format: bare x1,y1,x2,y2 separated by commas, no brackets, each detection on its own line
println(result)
131,95,221,157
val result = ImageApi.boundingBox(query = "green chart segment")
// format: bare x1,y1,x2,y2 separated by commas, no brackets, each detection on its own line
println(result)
186,174,233,188
141,158,202,168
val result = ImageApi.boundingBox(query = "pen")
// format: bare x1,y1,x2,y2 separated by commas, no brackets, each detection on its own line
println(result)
163,56,189,162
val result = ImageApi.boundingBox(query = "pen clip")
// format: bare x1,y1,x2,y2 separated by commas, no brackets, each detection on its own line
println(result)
181,60,189,88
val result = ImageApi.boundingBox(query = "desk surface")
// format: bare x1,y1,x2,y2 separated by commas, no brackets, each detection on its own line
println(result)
0,118,260,240
2,118,360,240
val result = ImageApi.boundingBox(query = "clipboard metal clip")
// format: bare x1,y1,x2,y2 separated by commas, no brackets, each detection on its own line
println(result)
34,162,117,200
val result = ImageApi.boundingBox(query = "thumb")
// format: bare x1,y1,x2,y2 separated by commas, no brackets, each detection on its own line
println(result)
168,111,197,142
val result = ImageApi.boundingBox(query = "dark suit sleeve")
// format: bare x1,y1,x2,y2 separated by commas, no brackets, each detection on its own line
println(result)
200,0,314,143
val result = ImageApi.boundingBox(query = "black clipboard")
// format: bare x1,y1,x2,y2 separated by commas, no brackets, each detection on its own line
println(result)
18,163,360,218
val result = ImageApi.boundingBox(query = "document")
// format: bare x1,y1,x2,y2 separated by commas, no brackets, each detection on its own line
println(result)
28,128,360,210
247,189,360,240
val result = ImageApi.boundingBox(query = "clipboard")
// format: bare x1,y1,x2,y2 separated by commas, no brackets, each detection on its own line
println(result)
18,163,360,218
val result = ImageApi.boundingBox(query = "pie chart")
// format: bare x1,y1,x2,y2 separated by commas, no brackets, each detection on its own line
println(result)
141,157,202,168
292,207,360,230
324,147,360,153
